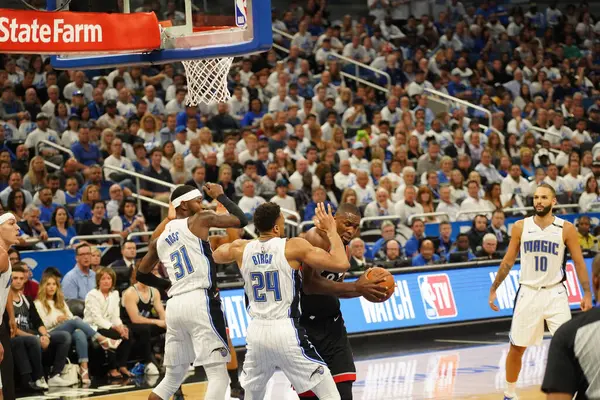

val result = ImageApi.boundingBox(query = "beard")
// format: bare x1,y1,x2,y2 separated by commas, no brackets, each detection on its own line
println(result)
534,204,552,217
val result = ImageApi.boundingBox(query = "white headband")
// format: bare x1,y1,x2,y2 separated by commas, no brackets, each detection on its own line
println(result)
0,213,15,225
172,189,202,208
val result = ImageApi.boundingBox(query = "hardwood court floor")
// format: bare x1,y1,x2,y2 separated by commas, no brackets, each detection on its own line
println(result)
78,340,551,400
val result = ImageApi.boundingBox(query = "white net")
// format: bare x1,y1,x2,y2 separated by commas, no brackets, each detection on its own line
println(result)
182,57,234,106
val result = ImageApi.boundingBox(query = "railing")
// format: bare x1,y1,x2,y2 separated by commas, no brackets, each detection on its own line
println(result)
37,139,74,158
529,126,563,140
127,231,152,242
424,88,492,128
104,165,177,211
43,160,61,171
408,212,450,224
70,234,123,246
359,215,400,229
44,238,65,248
272,27,391,94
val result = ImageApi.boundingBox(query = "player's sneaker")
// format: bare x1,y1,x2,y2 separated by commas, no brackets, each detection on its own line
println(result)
47,374,75,387
35,377,49,390
174,387,185,400
503,395,519,400
144,362,160,376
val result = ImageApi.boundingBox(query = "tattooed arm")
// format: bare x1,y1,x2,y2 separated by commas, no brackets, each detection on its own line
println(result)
489,220,523,311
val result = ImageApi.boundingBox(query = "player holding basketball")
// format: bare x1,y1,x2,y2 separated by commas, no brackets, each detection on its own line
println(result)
213,202,359,400
488,184,593,400
137,183,248,400
300,203,389,400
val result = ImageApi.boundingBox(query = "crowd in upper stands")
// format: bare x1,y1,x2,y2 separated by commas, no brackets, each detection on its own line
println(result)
1,0,600,269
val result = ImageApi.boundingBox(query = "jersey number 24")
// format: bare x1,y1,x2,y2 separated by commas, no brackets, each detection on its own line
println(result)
251,271,282,302
170,246,195,280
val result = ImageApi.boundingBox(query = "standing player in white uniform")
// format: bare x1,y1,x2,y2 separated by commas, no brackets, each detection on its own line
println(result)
488,184,593,400
137,184,249,400
0,213,21,400
213,202,351,400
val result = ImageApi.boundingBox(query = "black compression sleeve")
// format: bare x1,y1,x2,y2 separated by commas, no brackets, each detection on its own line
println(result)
217,194,248,228
136,270,171,290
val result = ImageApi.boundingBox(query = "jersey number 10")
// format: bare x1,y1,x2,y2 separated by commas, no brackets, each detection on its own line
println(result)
170,246,195,280
534,255,548,272
251,271,282,302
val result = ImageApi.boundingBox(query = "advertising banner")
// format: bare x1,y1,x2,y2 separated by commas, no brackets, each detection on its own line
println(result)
221,259,592,347
0,8,160,54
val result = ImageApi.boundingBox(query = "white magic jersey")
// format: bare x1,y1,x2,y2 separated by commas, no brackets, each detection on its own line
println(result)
157,218,215,297
519,216,566,288
0,261,11,326
241,237,301,320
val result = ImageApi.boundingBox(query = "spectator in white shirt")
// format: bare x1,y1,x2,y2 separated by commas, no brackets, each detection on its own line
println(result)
268,86,294,114
563,160,585,193
459,180,493,221
380,96,402,126
342,99,368,130
342,36,370,64
289,158,320,191
63,71,94,102
228,86,249,121
436,185,460,221
364,187,395,219
501,164,531,209
475,150,503,184
269,180,297,214
349,141,371,172
334,159,357,190
103,138,135,184
184,138,203,171
351,170,376,206
506,106,533,137
141,85,165,117
41,85,61,116
238,181,266,221
544,163,569,195
394,185,424,226
165,88,186,115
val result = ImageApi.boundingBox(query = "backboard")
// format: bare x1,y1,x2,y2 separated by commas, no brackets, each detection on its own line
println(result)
47,0,272,69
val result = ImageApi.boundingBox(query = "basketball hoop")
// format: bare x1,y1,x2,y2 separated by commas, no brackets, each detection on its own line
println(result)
182,57,233,106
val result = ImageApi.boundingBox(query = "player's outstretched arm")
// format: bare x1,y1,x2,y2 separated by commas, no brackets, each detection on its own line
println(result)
198,183,249,229
563,222,593,311
288,237,350,273
213,239,248,266
489,219,523,311
136,239,171,290
303,265,387,302
150,203,177,241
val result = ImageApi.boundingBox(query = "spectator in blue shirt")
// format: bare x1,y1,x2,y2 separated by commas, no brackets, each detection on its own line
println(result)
81,165,117,201
404,218,426,257
412,239,441,266
71,127,101,169
87,88,105,120
47,206,77,248
64,177,82,205
37,186,59,225
176,104,201,127
241,98,266,128
370,221,398,259
303,186,337,222
448,233,476,261
74,184,100,222
62,243,96,301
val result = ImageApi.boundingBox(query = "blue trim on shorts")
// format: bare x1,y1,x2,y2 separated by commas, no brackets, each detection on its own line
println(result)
290,318,327,366
205,291,229,350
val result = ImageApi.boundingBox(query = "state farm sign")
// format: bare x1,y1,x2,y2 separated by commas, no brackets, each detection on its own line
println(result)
0,8,160,54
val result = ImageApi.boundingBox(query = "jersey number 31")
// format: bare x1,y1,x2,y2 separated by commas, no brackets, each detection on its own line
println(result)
170,246,195,280
251,271,282,302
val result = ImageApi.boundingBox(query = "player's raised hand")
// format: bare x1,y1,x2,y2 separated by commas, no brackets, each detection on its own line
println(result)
168,202,176,220
581,292,593,311
314,202,336,234
204,182,224,199
488,290,499,312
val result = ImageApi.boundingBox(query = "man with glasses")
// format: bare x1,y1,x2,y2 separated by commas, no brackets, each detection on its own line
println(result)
62,244,96,301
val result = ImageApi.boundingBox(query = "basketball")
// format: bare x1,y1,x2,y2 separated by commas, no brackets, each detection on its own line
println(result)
364,267,396,302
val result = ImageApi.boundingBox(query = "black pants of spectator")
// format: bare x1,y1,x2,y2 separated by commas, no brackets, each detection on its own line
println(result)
0,322,15,400
128,323,165,364
45,331,71,377
97,328,131,370
11,336,44,387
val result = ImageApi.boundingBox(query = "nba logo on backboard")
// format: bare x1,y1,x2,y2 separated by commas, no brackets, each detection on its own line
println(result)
235,0,248,27
418,274,458,320
564,262,583,305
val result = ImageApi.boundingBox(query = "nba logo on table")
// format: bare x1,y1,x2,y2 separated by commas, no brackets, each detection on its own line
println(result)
235,0,248,27
564,262,583,305
417,274,458,320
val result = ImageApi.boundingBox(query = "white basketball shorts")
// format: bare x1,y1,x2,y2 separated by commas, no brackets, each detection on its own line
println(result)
509,283,571,347
241,318,332,394
163,288,231,367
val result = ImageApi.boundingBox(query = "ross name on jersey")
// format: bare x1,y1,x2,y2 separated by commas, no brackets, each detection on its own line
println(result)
164,232,180,246
251,253,273,265
522,239,559,255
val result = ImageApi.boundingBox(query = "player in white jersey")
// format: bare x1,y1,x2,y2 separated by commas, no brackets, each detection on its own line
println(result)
137,184,249,400
213,202,352,400
0,213,21,400
488,184,593,400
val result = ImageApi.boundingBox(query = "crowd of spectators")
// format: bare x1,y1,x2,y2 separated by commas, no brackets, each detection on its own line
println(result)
1,0,600,388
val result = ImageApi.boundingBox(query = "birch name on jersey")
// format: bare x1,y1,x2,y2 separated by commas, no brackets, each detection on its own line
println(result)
522,239,560,255
252,253,273,265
